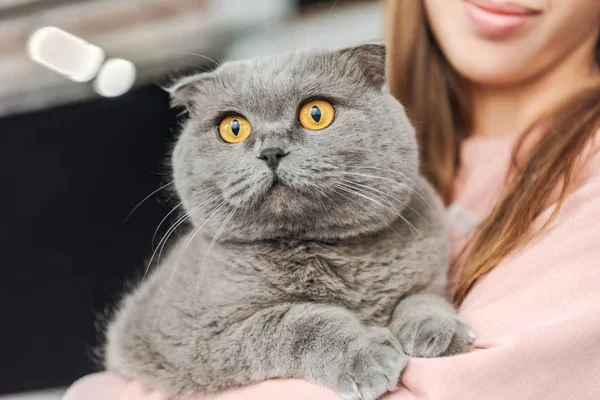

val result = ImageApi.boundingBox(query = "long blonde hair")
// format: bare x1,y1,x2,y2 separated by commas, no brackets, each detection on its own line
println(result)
385,0,600,304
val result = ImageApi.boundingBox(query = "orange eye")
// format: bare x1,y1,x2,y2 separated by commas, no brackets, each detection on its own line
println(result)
219,115,252,143
298,100,335,131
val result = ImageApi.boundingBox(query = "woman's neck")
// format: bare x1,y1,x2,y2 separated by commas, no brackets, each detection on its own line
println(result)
471,38,599,138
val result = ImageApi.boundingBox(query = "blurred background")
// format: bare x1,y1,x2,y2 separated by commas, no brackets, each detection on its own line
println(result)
0,0,382,398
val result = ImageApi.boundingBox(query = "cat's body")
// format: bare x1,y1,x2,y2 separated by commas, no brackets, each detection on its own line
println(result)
105,44,472,400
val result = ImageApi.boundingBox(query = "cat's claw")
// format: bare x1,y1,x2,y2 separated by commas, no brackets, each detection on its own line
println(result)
467,326,477,344
334,327,407,400
394,311,473,358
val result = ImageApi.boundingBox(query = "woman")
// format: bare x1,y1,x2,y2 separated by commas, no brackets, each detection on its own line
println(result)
64,0,600,398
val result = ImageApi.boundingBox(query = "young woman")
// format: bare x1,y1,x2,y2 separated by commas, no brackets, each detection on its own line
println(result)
64,0,600,398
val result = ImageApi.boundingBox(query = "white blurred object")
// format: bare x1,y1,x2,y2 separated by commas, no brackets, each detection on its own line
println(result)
27,26,105,83
93,58,137,97
0,0,293,116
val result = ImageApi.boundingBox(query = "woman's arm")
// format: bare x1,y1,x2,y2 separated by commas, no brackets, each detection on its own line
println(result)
391,148,600,399
391,308,600,399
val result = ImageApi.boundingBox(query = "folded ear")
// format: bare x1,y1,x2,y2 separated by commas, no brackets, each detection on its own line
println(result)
338,42,386,88
161,72,214,111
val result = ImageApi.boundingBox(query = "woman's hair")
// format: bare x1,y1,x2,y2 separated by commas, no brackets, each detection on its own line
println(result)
386,0,600,304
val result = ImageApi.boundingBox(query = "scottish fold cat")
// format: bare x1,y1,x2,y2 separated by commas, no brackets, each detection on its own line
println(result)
105,44,472,400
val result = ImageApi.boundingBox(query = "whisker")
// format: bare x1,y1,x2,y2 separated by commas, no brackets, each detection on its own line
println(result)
333,182,404,242
171,201,228,281
335,184,421,236
192,201,240,315
360,166,419,184
357,167,431,205
344,171,432,209
142,195,220,281
184,52,221,68
151,202,182,250
154,200,227,326
151,186,218,250
155,195,220,267
344,180,430,225
123,181,174,222
331,186,405,242
315,186,336,210
332,186,368,209
337,185,441,275
338,181,397,210
300,171,337,208
386,224,406,242
335,183,398,215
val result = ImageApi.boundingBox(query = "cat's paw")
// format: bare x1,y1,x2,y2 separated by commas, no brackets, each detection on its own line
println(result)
335,327,407,400
393,310,474,358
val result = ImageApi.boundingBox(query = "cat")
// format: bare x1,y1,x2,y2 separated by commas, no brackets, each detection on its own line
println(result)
104,43,473,400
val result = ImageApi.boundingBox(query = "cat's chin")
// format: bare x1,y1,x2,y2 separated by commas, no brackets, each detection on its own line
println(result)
260,182,306,217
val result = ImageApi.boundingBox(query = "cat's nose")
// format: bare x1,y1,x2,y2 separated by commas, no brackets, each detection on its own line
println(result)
259,147,288,171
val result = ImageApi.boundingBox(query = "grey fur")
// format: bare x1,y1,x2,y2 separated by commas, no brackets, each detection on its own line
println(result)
105,44,471,400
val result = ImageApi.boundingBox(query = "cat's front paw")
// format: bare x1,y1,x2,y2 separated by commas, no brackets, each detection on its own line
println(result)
335,327,407,400
392,310,474,358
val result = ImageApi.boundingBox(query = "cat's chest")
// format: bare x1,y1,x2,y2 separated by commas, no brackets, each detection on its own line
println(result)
249,241,414,324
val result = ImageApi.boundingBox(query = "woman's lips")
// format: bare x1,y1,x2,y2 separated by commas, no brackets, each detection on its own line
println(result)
463,0,540,36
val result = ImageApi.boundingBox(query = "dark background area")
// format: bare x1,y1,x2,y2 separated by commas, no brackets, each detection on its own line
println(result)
0,84,179,394
0,0,373,395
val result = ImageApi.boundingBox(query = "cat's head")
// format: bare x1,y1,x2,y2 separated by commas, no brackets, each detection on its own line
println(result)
169,43,419,241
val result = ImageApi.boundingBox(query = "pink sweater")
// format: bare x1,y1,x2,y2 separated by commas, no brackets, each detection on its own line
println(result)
63,134,600,400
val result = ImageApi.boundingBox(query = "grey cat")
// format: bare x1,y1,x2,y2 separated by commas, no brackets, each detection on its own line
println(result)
105,43,473,400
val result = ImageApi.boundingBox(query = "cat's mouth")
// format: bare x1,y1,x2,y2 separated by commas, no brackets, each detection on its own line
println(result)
261,175,302,203
266,178,286,193
241,170,316,215
265,168,287,189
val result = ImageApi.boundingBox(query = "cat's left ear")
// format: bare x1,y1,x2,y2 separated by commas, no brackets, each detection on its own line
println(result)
339,42,386,88
161,73,214,111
